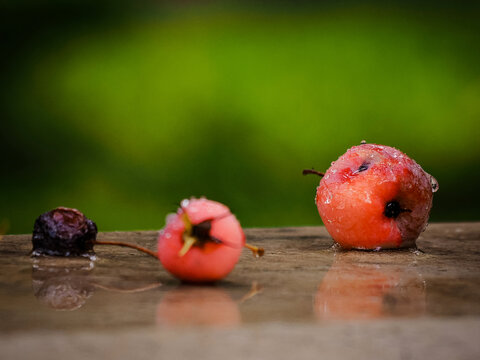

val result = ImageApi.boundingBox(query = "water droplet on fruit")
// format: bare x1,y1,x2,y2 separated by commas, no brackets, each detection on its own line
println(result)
430,176,439,193
180,199,190,208
364,193,371,203
324,192,332,204
165,213,177,224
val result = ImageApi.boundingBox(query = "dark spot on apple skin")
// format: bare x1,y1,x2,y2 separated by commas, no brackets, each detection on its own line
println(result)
357,162,369,172
384,201,412,218
352,162,370,175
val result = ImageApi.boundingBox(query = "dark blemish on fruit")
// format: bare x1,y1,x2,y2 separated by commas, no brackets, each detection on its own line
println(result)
384,201,412,218
357,162,369,172
352,162,369,175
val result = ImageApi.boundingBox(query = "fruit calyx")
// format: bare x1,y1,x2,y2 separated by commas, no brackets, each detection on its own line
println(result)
179,212,265,258
384,201,412,219
179,213,221,256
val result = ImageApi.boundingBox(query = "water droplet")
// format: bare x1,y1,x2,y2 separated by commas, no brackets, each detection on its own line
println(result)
324,192,332,204
430,176,439,193
410,248,425,256
331,243,342,251
86,254,97,262
360,140,367,144
180,199,190,208
165,213,177,224
364,193,371,203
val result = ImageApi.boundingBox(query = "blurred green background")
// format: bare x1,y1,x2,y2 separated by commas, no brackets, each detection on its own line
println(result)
1,1,479,234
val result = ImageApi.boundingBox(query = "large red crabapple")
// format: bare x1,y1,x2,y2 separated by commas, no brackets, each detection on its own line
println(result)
304,143,438,250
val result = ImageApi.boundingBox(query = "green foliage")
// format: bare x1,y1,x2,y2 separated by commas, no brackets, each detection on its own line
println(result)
2,7,479,233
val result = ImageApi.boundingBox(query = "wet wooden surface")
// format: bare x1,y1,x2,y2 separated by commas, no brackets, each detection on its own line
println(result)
1,223,480,360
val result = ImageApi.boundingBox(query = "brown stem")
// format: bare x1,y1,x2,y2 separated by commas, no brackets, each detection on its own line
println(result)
302,169,325,177
245,243,264,257
94,240,158,259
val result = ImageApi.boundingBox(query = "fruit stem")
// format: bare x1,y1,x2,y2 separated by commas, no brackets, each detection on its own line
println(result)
179,235,197,257
245,243,265,257
93,240,158,258
302,169,325,177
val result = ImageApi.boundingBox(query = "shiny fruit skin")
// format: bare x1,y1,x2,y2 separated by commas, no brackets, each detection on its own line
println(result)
316,144,434,249
157,198,245,283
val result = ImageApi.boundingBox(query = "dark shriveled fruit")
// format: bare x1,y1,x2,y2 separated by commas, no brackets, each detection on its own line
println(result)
32,207,158,258
32,207,97,257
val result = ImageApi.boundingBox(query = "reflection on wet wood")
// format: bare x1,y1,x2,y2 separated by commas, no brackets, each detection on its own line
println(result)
0,223,480,359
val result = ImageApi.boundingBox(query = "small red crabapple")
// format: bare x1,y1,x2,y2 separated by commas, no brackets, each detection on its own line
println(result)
304,142,438,250
157,198,264,283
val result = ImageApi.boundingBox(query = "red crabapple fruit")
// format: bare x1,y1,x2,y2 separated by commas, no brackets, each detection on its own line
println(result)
304,142,438,250
157,198,263,283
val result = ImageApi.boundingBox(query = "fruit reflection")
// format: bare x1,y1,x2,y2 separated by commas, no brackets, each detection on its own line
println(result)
32,258,161,311
156,286,241,327
315,251,426,320
32,257,95,311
